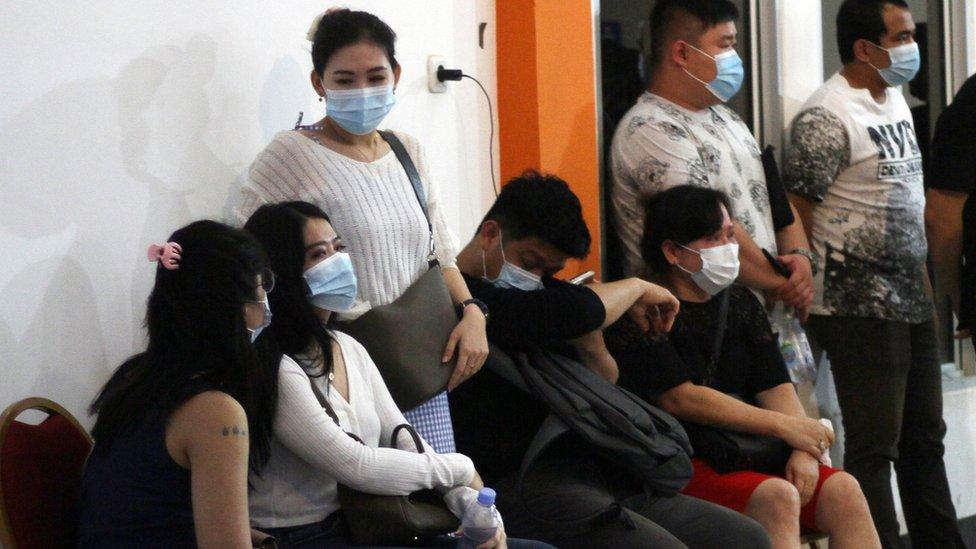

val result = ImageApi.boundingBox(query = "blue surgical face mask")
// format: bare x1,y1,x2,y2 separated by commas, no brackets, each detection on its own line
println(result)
304,251,358,312
482,233,544,292
869,42,920,87
325,84,396,135
247,297,272,343
683,44,745,103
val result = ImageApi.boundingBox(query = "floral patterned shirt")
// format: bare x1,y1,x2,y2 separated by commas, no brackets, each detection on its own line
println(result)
610,92,775,277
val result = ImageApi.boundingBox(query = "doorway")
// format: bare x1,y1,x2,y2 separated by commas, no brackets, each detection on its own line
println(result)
597,0,759,279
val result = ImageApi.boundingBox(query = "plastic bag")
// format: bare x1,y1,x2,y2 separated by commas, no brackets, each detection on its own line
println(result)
769,304,818,383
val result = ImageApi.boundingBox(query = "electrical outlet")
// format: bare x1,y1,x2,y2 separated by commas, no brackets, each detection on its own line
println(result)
428,55,447,93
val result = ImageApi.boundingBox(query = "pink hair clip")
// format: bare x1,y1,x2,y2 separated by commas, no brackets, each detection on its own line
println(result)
147,242,183,270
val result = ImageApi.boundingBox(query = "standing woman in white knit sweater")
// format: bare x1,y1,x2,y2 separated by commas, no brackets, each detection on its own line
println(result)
237,9,489,453
243,202,557,549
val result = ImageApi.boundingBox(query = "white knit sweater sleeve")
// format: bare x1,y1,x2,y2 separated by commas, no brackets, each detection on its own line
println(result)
398,131,461,267
235,132,306,224
273,353,475,495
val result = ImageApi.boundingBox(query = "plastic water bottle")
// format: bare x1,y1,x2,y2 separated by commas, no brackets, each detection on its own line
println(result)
770,303,817,383
459,488,499,547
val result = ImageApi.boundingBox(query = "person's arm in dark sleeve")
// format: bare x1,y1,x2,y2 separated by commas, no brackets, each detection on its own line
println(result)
927,105,976,324
738,290,793,396
464,275,605,351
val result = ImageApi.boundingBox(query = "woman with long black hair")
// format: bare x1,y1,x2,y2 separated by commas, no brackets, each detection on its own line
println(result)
77,220,277,547
243,202,553,548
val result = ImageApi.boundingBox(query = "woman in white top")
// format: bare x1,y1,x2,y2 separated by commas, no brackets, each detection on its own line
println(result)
244,202,556,549
236,8,487,453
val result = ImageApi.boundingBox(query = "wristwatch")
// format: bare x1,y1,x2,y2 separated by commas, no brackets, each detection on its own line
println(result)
459,298,489,321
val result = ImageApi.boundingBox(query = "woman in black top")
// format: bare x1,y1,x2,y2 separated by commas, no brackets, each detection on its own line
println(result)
605,186,879,548
78,221,277,548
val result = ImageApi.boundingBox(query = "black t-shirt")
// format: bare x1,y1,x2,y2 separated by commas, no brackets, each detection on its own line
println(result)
929,74,976,329
604,285,790,403
929,75,976,194
449,273,606,484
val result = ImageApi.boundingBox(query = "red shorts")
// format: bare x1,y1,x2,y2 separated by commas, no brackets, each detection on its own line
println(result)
681,458,841,531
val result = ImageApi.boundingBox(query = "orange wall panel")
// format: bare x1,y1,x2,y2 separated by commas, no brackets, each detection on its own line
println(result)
496,0,602,277
496,0,541,184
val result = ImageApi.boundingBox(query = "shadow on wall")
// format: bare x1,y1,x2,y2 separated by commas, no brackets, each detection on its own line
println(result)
224,54,309,219
115,37,240,353
0,34,255,422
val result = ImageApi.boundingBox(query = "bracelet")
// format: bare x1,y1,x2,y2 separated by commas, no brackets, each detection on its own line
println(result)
458,298,489,321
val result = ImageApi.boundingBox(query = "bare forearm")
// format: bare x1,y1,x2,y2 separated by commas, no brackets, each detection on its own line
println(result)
585,279,646,328
659,383,788,438
788,193,815,245
734,223,788,291
441,266,473,305
925,190,966,315
775,206,810,254
755,383,806,419
569,331,619,383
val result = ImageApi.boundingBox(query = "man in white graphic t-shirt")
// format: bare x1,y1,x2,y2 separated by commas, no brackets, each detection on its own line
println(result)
784,1,963,547
610,0,814,317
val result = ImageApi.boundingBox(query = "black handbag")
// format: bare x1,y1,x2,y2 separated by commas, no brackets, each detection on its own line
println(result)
334,130,458,411
306,375,460,546
685,290,792,474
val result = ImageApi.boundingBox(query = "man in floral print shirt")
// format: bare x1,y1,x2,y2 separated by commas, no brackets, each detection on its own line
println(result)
610,0,813,316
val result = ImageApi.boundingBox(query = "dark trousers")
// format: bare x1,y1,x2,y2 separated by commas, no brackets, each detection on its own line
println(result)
494,439,770,549
808,317,964,549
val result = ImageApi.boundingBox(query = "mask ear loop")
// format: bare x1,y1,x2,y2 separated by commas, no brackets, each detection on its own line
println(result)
482,228,506,280
674,242,704,275
863,41,890,74
679,42,717,87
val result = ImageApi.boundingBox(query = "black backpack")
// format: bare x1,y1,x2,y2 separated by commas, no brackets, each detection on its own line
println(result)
487,344,693,530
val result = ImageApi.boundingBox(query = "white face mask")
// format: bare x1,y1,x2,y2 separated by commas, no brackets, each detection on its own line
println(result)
482,233,544,292
677,242,740,296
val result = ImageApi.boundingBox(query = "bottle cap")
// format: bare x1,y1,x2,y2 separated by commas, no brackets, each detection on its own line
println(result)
477,487,496,506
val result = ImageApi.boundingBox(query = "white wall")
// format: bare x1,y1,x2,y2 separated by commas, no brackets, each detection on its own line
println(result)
777,0,825,132
0,0,498,426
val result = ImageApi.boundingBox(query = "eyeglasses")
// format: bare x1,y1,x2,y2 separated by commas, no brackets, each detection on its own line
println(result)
256,268,276,294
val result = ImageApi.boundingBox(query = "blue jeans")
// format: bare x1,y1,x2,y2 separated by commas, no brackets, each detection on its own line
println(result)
260,512,554,549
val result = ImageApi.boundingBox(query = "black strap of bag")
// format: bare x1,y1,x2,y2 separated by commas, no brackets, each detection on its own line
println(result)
307,375,365,445
378,130,437,268
711,289,731,366
762,145,796,231
689,289,792,474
